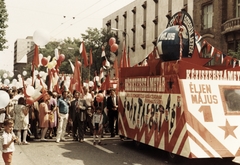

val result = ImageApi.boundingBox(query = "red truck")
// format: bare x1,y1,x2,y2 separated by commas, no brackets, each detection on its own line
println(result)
117,10,240,162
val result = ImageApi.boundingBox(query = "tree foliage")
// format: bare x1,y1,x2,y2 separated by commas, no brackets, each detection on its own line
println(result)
0,0,8,50
81,27,115,81
228,43,240,60
24,28,116,82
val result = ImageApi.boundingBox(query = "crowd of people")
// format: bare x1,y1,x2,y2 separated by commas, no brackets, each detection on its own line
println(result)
0,84,120,146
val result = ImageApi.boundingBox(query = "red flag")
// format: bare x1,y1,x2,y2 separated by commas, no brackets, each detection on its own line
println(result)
72,57,82,93
32,44,39,68
21,77,29,97
81,42,88,67
105,74,110,90
47,69,53,91
31,44,39,86
68,77,73,94
89,48,93,66
120,40,129,68
113,58,119,79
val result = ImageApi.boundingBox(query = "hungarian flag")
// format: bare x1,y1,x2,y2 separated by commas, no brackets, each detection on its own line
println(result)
81,42,88,67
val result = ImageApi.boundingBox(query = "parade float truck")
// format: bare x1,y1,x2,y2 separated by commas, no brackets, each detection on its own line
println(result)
117,10,240,162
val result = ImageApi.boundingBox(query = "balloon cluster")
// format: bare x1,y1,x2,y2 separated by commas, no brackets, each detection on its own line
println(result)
39,49,65,74
109,37,118,53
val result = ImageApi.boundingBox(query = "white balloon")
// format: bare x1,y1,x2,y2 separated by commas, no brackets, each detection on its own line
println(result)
3,73,7,79
4,79,10,85
15,82,22,89
0,90,10,109
33,29,50,46
22,71,27,76
32,90,41,100
89,81,94,87
8,72,14,78
26,78,32,86
12,79,17,84
17,74,21,79
26,85,35,96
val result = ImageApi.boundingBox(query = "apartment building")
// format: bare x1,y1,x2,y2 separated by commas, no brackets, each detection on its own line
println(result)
103,0,193,66
103,0,240,65
13,36,34,76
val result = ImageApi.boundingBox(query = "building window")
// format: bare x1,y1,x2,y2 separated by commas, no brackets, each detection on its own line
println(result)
203,4,213,29
237,0,240,17
141,1,147,49
132,7,136,51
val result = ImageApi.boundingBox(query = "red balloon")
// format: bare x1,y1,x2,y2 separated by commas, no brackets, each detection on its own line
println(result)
59,54,65,62
109,37,116,46
111,43,118,52
96,93,104,102
41,57,48,66
26,97,34,105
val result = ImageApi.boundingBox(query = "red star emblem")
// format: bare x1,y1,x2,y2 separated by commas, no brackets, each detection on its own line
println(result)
219,119,237,139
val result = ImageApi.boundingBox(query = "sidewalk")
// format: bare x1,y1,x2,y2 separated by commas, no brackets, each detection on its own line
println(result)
0,131,116,165
0,144,34,164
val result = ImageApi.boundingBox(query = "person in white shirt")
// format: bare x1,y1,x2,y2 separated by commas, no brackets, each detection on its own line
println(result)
83,86,94,136
1,119,18,165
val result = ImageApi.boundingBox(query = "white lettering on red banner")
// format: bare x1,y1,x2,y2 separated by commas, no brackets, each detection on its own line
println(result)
186,69,240,81
125,76,165,92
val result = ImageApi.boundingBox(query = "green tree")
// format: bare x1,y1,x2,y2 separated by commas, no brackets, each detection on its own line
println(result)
24,28,116,82
0,0,8,50
81,27,115,81
228,43,240,60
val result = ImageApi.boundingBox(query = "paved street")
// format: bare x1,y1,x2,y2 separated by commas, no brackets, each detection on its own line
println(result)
0,133,239,165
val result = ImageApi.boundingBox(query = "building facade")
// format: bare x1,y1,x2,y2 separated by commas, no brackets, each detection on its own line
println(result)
103,0,193,66
194,0,240,54
13,36,34,76
103,0,240,66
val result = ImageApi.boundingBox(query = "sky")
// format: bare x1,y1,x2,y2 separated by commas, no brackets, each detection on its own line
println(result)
0,0,135,72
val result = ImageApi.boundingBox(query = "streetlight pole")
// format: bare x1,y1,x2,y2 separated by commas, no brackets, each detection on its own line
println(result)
111,28,130,63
